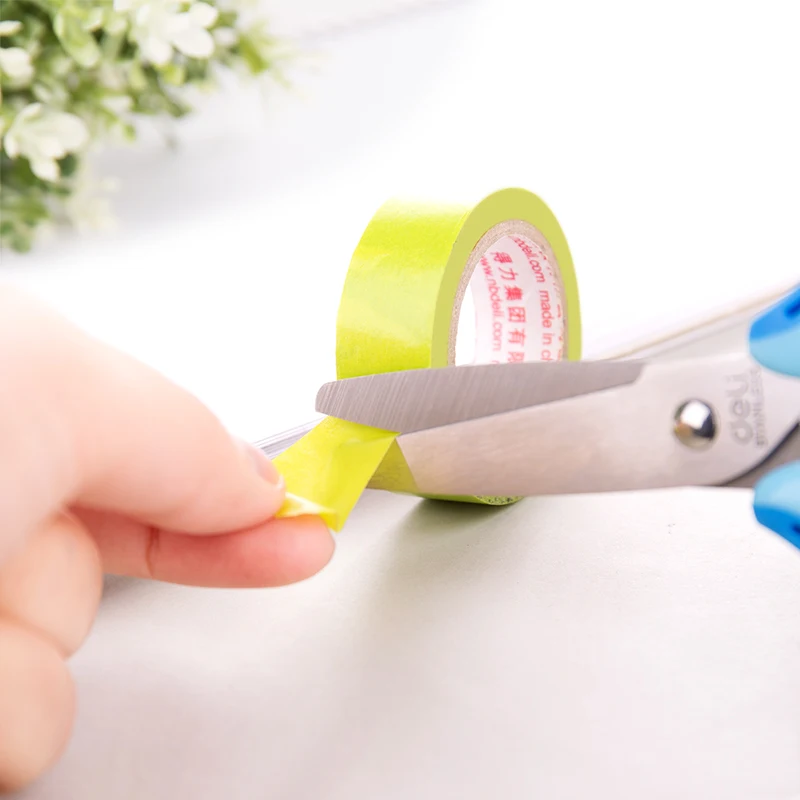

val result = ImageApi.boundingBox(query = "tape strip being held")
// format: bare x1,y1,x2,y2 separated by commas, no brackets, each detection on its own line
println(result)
275,188,582,530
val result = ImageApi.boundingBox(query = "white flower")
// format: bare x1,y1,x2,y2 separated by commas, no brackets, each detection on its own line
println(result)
0,44,33,84
0,19,34,93
113,0,145,11
98,61,127,91
212,26,237,47
120,1,219,66
102,95,134,114
0,20,23,36
3,104,90,182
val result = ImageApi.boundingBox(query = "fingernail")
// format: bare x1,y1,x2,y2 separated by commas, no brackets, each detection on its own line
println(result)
241,440,283,487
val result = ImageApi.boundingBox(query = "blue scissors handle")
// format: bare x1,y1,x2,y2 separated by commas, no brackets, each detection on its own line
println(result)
749,285,800,546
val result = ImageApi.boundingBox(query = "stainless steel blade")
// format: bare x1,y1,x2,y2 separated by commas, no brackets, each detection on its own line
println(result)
387,352,800,496
254,419,320,460
315,360,644,433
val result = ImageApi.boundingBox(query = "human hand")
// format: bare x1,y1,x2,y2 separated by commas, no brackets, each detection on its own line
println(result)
0,287,334,792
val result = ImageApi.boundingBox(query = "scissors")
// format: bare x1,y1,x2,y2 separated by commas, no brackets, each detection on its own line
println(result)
307,286,800,548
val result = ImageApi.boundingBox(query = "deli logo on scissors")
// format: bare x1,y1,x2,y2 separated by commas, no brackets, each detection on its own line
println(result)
726,367,767,447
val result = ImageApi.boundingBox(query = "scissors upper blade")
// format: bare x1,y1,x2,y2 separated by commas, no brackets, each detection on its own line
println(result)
381,352,800,497
315,360,644,433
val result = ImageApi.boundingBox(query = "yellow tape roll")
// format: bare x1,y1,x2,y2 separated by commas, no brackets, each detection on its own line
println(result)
275,188,581,530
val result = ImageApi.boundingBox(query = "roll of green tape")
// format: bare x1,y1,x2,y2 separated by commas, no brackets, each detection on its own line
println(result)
275,188,581,530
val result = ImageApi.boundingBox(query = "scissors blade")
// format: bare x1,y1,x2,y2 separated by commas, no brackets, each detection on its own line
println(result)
359,352,800,497
315,360,644,433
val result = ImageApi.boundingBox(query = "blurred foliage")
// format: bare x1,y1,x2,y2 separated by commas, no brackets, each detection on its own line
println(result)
0,0,281,252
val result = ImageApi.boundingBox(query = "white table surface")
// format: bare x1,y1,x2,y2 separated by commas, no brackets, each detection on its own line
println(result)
4,1,800,797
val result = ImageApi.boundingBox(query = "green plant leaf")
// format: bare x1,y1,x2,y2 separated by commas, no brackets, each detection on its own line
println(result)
236,31,272,74
84,7,103,31
58,153,77,177
127,60,148,92
11,234,33,252
160,62,186,87
53,8,100,67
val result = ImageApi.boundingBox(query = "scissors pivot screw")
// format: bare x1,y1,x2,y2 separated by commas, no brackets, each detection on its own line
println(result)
673,400,717,449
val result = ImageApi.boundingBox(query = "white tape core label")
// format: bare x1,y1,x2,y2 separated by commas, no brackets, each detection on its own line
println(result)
469,233,565,364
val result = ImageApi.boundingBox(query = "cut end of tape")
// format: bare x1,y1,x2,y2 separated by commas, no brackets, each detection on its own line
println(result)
273,417,397,531
277,492,332,522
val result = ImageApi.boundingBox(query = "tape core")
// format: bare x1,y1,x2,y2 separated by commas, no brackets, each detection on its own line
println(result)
453,220,566,366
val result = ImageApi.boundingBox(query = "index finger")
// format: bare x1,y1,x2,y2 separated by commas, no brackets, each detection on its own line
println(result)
0,287,292,550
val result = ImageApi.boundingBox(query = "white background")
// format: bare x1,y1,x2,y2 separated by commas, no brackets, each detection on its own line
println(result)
4,1,800,797
4,0,798,440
